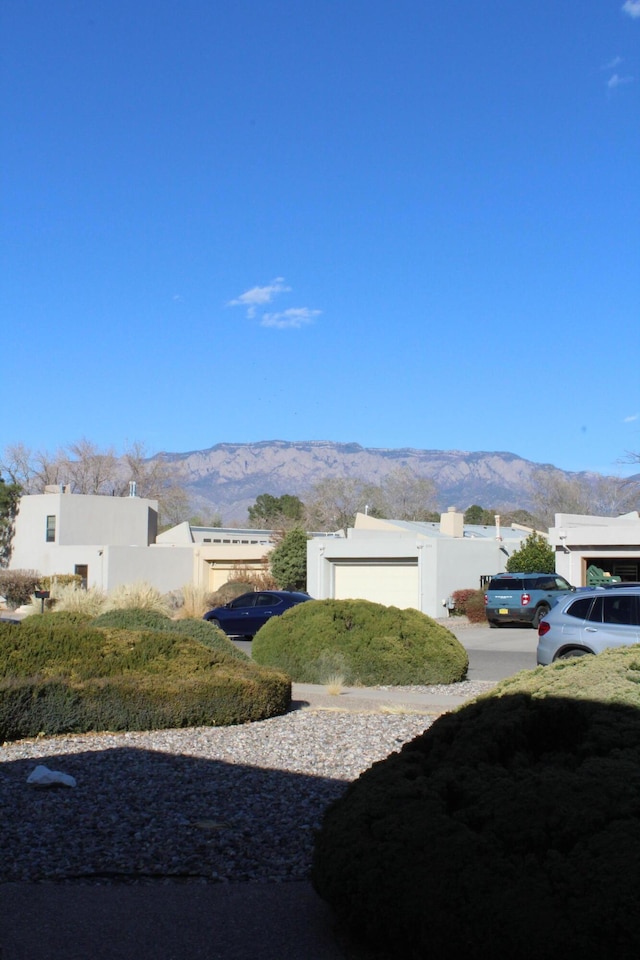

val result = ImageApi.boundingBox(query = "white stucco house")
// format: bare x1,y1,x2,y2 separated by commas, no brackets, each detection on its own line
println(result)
306,509,532,620
549,512,640,585
8,488,281,594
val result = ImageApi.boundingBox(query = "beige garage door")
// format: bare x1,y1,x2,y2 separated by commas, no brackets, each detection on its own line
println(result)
333,560,419,609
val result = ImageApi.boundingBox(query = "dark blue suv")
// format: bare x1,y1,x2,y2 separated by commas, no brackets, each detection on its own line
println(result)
484,573,575,628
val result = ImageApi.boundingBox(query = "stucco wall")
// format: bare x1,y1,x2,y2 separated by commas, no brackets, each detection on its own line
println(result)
307,531,512,619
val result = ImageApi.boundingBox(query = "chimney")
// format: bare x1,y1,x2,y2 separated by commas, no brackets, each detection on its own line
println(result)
129,481,137,498
440,506,464,538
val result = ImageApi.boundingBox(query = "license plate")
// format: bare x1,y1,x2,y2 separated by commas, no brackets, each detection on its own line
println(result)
499,608,509,615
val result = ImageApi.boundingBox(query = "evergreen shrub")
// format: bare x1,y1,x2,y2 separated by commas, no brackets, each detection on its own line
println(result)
252,599,468,685
0,612,290,740
91,608,248,660
312,647,640,960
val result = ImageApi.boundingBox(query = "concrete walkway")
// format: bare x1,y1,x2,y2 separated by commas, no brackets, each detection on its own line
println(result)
0,880,344,960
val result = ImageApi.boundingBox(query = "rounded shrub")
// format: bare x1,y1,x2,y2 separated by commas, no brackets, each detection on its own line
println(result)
0,611,290,740
312,647,640,960
91,607,248,660
251,598,468,685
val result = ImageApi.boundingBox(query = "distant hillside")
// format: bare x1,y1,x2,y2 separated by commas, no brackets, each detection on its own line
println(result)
158,440,612,524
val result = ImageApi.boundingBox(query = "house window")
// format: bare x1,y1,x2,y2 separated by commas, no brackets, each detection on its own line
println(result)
46,515,56,542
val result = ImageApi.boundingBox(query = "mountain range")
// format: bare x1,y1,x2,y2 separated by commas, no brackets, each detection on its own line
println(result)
160,440,615,524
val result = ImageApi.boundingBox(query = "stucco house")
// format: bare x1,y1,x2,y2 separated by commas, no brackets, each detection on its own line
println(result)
549,511,640,585
8,488,281,594
307,509,531,619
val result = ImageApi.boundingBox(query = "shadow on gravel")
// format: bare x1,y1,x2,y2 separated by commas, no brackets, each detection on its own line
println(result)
0,744,347,885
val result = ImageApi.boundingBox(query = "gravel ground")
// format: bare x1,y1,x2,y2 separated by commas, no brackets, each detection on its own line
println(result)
0,682,493,886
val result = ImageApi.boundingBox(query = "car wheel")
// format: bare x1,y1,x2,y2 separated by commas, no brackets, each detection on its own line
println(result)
208,618,222,630
555,648,592,661
488,620,502,628
532,604,550,628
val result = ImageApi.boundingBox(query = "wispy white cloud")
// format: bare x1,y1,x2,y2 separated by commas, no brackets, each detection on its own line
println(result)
228,277,320,329
622,1,640,19
260,307,322,329
603,55,623,70
623,413,639,423
608,72,634,88
227,277,291,318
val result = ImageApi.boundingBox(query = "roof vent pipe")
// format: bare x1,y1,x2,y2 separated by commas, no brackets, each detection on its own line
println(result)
129,481,137,498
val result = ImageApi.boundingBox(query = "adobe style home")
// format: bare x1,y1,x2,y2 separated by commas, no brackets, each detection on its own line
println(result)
7,487,281,595
6,489,640,619
306,509,531,618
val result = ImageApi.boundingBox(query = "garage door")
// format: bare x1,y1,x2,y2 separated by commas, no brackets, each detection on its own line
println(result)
333,560,419,609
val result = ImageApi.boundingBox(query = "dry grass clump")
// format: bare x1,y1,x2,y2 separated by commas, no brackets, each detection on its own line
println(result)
324,674,346,696
48,582,107,617
173,584,210,620
107,581,171,615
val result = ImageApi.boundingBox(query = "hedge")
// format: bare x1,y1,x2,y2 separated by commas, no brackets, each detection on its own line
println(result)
312,647,640,960
0,613,290,740
252,598,468,685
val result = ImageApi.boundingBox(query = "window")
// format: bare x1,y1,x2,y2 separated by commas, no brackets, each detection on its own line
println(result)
603,595,640,626
229,594,256,609
46,515,56,543
567,598,595,620
255,594,280,607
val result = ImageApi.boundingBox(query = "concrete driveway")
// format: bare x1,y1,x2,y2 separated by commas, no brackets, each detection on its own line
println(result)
446,620,539,682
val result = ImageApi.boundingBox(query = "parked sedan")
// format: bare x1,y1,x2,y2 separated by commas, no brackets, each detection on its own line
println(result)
536,586,640,664
203,590,312,638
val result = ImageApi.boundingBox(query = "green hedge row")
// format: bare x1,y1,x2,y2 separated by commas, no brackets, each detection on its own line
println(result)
252,598,468,685
0,612,290,740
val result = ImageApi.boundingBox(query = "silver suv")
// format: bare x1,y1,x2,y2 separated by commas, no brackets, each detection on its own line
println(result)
537,586,640,664
484,572,575,628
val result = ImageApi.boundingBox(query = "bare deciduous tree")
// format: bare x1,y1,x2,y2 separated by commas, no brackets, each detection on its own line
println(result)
376,467,439,521
304,477,380,533
0,440,191,528
528,469,637,528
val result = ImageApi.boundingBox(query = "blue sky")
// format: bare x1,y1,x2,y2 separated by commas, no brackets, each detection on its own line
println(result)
2,1,639,478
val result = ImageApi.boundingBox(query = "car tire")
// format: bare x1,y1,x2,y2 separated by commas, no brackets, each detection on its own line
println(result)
532,604,550,629
488,620,502,628
208,618,222,630
555,648,592,661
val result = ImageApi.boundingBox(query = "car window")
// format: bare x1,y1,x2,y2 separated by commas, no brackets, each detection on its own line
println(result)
255,594,281,607
488,578,522,590
586,597,603,622
603,595,640,626
536,578,556,591
566,597,595,620
229,594,256,609
555,577,572,590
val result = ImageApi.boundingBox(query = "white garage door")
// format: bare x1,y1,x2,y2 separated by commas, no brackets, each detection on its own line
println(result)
333,560,419,609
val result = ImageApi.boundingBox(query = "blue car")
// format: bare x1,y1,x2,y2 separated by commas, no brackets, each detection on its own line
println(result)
203,590,311,638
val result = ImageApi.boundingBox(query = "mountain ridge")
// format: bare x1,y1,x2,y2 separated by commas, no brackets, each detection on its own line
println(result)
157,440,615,524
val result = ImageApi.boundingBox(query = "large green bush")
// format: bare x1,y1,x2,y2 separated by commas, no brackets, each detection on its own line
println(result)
91,607,248,660
0,612,290,740
252,598,468,685
312,647,640,960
